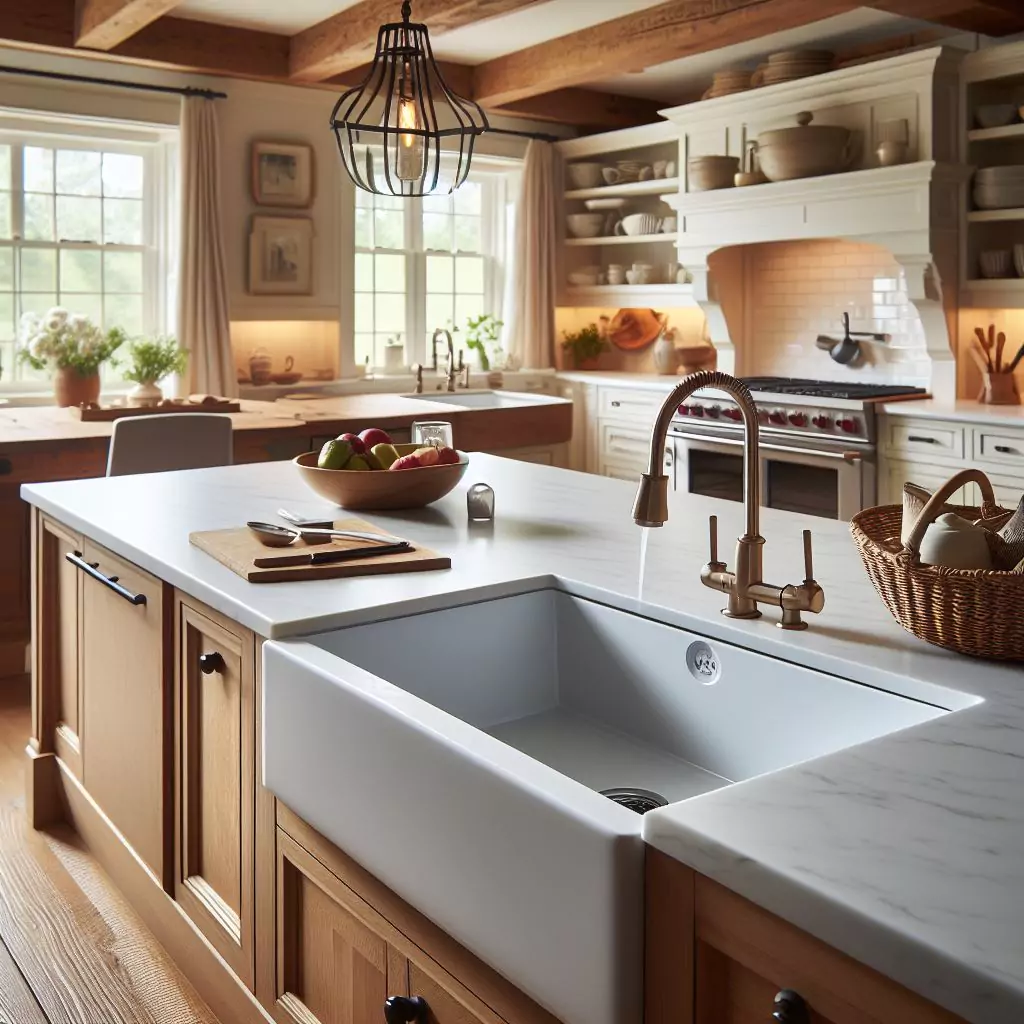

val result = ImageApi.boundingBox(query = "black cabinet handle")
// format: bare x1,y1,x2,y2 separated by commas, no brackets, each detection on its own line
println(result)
907,435,937,444
199,652,226,675
383,995,427,1023
611,400,621,407
994,445,1018,455
773,989,810,1023
66,551,147,606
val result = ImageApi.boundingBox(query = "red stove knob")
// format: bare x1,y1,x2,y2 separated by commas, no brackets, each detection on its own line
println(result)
768,410,787,425
677,404,690,416
812,414,832,430
690,405,705,418
705,405,721,419
788,411,808,427
722,407,743,421
837,417,860,434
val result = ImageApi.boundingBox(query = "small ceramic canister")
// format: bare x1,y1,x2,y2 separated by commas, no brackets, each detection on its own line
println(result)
606,264,626,285
467,483,495,522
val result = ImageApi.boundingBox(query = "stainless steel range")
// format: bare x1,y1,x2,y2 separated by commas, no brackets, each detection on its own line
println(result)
669,376,928,521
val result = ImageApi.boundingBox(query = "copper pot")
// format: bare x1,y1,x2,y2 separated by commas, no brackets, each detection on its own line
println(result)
54,368,101,408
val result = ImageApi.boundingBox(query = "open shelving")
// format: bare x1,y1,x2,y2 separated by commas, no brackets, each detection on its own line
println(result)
967,123,1024,143
564,177,679,201
562,283,694,305
564,233,677,247
967,208,1024,223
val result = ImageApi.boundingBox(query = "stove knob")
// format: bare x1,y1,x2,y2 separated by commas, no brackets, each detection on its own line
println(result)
677,404,690,416
722,407,743,422
788,411,808,427
837,417,860,434
705,405,721,419
768,409,787,426
812,414,832,430
690,405,705,418
757,409,770,425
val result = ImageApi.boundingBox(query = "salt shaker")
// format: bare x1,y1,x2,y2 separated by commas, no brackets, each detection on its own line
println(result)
467,483,495,522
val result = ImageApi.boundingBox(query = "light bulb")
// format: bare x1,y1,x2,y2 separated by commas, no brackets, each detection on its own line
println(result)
396,77,424,182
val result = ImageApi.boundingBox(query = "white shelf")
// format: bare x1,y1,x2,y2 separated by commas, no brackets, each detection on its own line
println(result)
561,284,695,306
963,278,1024,306
564,178,679,201
564,233,677,247
968,123,1024,142
967,207,1024,222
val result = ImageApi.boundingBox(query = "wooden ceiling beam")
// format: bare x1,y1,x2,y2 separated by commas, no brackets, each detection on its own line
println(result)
493,89,665,130
867,0,1024,35
471,0,859,108
75,0,184,50
289,0,546,84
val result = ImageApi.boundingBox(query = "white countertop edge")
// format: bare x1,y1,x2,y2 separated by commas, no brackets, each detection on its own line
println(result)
881,398,1024,427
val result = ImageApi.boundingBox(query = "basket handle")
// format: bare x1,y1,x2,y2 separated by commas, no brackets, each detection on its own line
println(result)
902,469,997,557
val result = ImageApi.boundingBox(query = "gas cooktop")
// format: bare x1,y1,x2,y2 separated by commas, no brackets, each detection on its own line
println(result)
740,377,928,401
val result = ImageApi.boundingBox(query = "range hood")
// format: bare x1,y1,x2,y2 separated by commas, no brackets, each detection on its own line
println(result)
658,48,966,403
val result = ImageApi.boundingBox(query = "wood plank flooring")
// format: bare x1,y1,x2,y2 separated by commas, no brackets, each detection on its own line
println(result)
0,677,221,1024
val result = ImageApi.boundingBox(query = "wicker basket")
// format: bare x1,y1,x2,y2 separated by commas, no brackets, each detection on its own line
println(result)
850,468,1024,660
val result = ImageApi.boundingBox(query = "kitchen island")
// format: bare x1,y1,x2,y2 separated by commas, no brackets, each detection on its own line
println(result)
20,456,1023,1024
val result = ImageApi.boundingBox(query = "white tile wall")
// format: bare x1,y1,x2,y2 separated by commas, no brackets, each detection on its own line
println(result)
743,240,932,385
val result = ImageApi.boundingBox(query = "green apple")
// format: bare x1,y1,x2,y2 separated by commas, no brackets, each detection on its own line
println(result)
363,450,384,471
345,455,371,471
370,442,400,469
318,438,354,470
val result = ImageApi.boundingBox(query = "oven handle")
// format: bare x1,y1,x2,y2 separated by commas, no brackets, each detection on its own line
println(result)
670,431,866,463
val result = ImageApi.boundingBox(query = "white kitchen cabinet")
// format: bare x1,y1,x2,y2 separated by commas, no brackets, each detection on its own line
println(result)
499,443,570,468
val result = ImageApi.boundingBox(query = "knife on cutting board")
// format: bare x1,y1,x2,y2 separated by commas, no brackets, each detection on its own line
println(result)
253,541,412,569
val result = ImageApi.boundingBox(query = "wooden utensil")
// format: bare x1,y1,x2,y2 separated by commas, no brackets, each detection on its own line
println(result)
975,326,994,371
996,331,1007,372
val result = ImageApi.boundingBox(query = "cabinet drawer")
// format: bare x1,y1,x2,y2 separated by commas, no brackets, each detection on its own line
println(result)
886,420,965,459
883,460,978,508
973,428,1024,469
599,386,666,422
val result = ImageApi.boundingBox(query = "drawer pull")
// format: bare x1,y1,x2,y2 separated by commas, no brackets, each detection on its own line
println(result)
907,435,938,444
773,989,810,1024
611,400,621,407
994,444,1019,455
383,995,427,1023
199,652,226,676
66,551,147,606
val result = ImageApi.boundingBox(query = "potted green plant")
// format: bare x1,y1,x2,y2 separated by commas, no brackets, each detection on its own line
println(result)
452,314,505,371
18,308,125,407
561,322,607,370
123,335,188,407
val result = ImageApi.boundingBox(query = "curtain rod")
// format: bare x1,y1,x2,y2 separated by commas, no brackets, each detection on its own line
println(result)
0,65,227,100
487,126,561,144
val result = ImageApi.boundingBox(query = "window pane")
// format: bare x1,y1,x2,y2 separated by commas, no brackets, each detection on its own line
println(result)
56,150,102,196
374,293,404,333
354,252,373,291
426,295,452,331
454,181,481,215
354,333,374,368
455,294,483,323
24,194,54,241
60,250,102,292
454,215,480,252
354,293,374,332
57,196,102,242
0,248,11,289
0,293,14,339
19,292,57,321
0,341,12,376
102,153,143,198
104,250,143,293
24,147,53,192
374,253,404,292
0,145,9,188
355,207,372,248
0,194,9,240
103,198,143,244
104,292,143,335
20,249,56,291
65,293,103,325
373,209,403,249
422,193,449,214
423,212,451,251
426,255,453,292
455,256,484,293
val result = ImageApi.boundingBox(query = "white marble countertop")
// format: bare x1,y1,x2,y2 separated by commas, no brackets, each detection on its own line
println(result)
882,397,1024,428
555,370,680,391
21,458,1024,1024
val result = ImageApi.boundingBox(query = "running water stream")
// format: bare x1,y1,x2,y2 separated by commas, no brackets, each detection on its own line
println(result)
637,526,652,599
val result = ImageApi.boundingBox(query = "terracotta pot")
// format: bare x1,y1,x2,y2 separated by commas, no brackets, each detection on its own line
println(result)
576,356,602,371
54,368,101,408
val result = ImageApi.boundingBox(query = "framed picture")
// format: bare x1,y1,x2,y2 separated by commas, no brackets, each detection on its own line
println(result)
248,216,314,295
251,141,314,208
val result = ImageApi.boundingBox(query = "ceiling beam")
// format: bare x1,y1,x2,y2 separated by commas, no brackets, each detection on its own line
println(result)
75,0,184,50
867,0,1024,35
493,89,665,130
289,0,546,84
471,0,859,108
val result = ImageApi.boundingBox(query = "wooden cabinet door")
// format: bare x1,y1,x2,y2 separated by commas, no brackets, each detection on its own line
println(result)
79,539,168,885
405,962,502,1024
175,595,255,988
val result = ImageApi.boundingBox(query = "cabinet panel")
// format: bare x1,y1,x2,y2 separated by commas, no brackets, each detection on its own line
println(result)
80,540,167,883
882,460,978,507
176,596,254,987
885,420,965,459
599,386,665,422
973,427,1024,471
410,963,502,1024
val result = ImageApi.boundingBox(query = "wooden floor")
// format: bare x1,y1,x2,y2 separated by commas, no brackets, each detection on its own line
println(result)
0,677,220,1024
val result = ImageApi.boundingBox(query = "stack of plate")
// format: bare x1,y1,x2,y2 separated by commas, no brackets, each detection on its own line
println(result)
974,166,1024,210
702,69,752,100
757,50,834,86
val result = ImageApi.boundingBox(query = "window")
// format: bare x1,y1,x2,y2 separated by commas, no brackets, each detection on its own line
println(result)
0,126,168,389
353,162,512,371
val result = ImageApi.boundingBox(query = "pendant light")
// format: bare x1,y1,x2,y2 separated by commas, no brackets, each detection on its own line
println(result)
330,0,489,197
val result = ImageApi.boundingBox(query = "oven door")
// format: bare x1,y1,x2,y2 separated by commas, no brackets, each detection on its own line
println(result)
671,431,873,521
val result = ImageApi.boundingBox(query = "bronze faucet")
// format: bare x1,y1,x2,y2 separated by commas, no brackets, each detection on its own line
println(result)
432,328,457,391
410,363,424,394
633,369,824,630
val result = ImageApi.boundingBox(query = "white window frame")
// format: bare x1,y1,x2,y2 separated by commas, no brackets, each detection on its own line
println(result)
0,118,174,394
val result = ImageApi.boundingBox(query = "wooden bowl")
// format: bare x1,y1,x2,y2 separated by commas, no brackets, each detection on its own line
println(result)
294,447,469,510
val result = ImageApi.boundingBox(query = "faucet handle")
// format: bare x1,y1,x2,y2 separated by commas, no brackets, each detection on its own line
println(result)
802,529,814,583
708,515,726,569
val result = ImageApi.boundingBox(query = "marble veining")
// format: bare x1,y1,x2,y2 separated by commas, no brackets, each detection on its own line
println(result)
21,456,1024,1024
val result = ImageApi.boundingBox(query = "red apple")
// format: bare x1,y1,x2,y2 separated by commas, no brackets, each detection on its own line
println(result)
435,446,460,466
390,453,423,471
336,432,365,454
359,427,393,449
413,446,441,467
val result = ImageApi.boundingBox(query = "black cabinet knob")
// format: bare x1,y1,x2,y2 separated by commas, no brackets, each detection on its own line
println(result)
198,651,226,675
773,989,810,1024
384,995,427,1023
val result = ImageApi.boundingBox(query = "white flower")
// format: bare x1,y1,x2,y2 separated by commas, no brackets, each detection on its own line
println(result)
46,307,69,325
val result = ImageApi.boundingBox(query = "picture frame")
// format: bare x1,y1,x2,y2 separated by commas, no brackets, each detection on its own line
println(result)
251,141,314,208
248,216,314,295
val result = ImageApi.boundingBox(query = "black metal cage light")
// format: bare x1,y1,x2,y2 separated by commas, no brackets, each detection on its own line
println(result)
330,0,490,197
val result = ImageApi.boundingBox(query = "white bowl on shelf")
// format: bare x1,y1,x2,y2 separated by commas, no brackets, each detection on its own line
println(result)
566,163,603,190
615,213,661,237
567,266,602,286
566,213,606,238
975,105,1018,129
973,186,1024,210
979,250,1012,279
583,198,627,211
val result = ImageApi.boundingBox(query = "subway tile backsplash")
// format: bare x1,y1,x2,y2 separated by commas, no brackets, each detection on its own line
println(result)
743,240,931,386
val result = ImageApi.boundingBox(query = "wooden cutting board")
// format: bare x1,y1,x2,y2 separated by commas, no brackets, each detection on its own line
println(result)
189,517,450,583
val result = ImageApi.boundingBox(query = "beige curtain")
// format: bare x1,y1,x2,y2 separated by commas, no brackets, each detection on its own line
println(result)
506,140,560,370
178,96,235,397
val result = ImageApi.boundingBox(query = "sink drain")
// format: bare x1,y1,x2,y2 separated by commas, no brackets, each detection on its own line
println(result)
600,787,668,815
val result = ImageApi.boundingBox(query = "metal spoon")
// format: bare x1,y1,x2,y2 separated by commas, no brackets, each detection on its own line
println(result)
246,521,406,548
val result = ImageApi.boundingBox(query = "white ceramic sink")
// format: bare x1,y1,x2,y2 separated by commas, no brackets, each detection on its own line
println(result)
263,589,959,1024
403,389,554,409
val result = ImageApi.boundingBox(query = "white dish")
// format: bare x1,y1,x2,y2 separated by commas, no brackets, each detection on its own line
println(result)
566,213,606,238
584,198,627,211
975,105,1018,130
567,163,603,190
616,213,661,237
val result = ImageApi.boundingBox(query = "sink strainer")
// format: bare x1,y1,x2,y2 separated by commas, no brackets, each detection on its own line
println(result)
600,788,668,815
